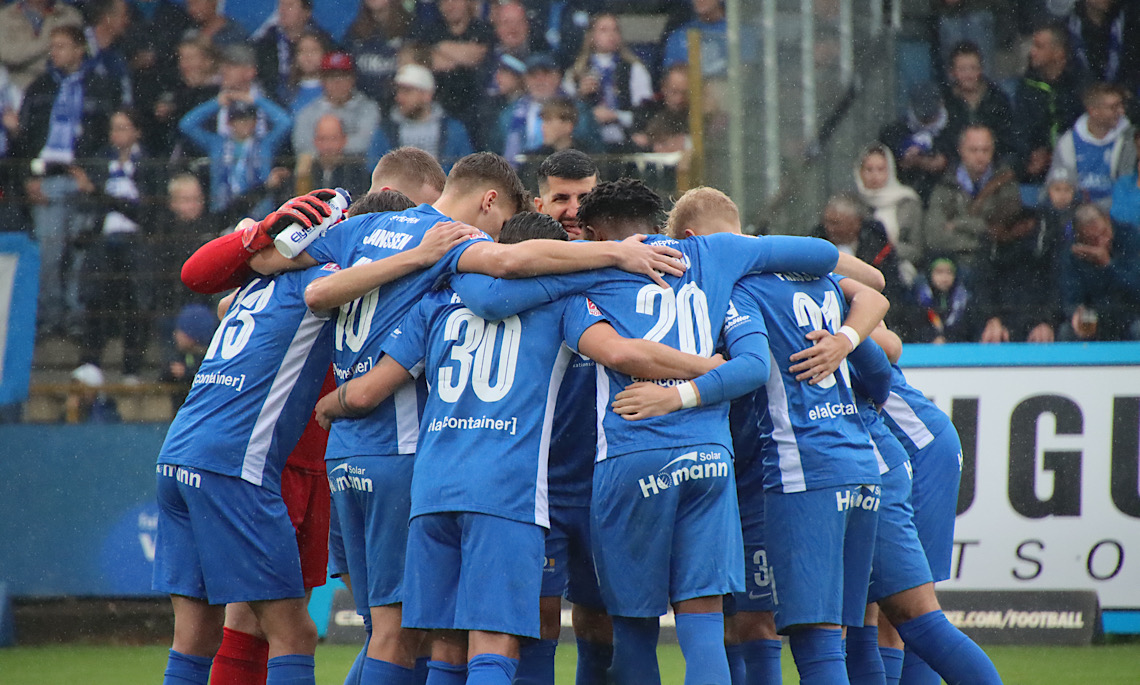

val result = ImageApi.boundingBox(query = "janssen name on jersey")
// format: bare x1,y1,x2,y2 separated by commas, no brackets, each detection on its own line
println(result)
157,267,336,492
304,204,488,459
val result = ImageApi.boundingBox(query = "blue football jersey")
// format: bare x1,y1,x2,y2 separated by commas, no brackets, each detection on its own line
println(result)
858,398,908,474
546,355,597,507
731,274,881,493
880,365,953,456
381,288,592,528
304,204,488,459
157,266,337,492
561,233,839,461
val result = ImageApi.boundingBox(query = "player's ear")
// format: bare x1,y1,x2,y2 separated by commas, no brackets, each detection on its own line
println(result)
684,228,696,238
533,195,544,212
481,189,498,213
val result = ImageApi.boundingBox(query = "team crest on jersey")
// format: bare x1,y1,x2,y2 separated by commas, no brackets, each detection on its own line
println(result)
321,263,342,272
585,298,601,317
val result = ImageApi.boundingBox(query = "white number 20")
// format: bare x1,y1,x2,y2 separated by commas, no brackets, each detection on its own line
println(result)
636,283,714,356
437,308,521,403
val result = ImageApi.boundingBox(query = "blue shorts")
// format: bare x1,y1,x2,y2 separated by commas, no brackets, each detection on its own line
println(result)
327,494,347,578
403,512,544,638
543,504,606,609
729,482,774,614
868,462,934,604
327,455,413,614
591,446,744,617
153,465,303,604
909,426,962,582
766,484,878,632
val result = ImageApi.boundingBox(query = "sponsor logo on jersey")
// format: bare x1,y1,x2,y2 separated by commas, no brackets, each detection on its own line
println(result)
835,484,881,512
156,464,202,488
629,376,690,388
333,356,373,381
320,262,342,272
390,214,421,224
638,451,728,498
427,414,519,436
327,463,374,493
363,227,414,250
724,299,751,333
192,371,247,392
585,298,601,317
808,400,858,421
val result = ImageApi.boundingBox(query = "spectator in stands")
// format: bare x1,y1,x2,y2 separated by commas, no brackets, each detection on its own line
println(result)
182,45,265,153
931,0,996,74
524,97,583,157
942,41,1016,163
521,0,595,68
1060,203,1140,340
119,0,193,119
1043,165,1078,244
179,94,292,216
0,0,83,94
183,0,247,49
73,107,159,381
293,51,381,158
150,173,217,316
288,31,330,114
632,64,689,151
254,0,335,104
974,207,1062,343
1048,82,1135,209
854,143,924,283
1013,23,1088,183
879,81,957,202
150,37,218,156
497,53,600,163
345,0,414,108
305,114,370,196
662,0,733,78
84,0,132,105
563,13,653,151
480,53,526,141
924,124,1022,270
1117,2,1140,98
1110,128,1140,228
371,63,472,172
406,0,493,142
913,256,971,343
17,25,120,334
1065,0,1128,84
66,363,120,423
491,1,539,64
159,303,215,407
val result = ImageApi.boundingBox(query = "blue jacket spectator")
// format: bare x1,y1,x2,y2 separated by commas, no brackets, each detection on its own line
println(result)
495,53,599,163
661,0,756,78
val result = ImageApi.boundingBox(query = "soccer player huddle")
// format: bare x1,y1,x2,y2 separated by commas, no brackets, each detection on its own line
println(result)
152,148,1004,685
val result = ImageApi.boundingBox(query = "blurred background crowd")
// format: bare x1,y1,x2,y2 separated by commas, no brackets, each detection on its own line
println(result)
0,0,1138,422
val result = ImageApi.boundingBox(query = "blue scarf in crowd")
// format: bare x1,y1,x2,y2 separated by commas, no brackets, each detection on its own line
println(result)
956,164,993,198
40,67,86,164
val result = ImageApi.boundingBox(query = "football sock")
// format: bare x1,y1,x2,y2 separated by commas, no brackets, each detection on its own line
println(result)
675,612,731,685
163,649,213,685
845,627,886,685
266,654,315,685
467,653,519,685
344,645,367,685
426,660,466,685
361,657,414,685
740,639,784,685
210,627,270,685
898,648,939,685
789,628,848,685
415,656,430,685
574,638,613,685
611,616,661,685
514,639,557,685
726,643,746,685
879,647,905,685
896,611,1002,685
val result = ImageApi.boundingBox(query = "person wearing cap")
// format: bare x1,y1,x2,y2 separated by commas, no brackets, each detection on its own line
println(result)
65,363,121,423
253,0,336,104
370,63,472,172
293,51,381,159
1048,82,1136,211
878,81,959,203
159,303,218,407
496,53,599,164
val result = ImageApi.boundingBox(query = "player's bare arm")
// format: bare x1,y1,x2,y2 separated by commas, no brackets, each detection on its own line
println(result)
456,234,685,287
832,252,885,292
578,322,724,380
314,356,414,430
611,381,694,421
304,222,480,311
789,277,890,384
870,323,903,364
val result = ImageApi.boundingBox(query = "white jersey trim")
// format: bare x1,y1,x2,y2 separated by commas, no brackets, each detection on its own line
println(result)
241,308,326,486
594,364,610,463
882,391,935,450
535,345,574,528
766,356,807,493
395,377,421,454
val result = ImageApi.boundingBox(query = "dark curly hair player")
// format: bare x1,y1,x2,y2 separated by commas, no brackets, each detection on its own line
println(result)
576,178,665,240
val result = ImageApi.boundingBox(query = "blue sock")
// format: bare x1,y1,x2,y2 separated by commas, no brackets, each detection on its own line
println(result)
899,647,939,685
789,628,848,685
267,654,315,685
345,646,368,685
514,639,556,685
163,649,212,685
879,647,905,685
467,653,518,685
361,657,414,685
726,644,746,685
426,660,466,685
574,638,613,685
740,639,783,685
896,611,1001,685
845,626,886,685
611,616,661,685
675,613,731,685
415,656,431,685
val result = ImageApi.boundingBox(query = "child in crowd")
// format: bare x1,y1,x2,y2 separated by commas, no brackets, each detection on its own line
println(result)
1042,165,1077,245
159,303,217,408
915,256,970,343
290,31,329,115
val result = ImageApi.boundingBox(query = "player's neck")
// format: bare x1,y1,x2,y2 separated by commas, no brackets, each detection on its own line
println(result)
433,192,480,226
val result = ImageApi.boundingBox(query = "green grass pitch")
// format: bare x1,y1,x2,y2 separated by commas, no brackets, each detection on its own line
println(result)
1,642,1138,684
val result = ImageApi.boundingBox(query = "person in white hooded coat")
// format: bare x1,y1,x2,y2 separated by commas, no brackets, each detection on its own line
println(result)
855,142,924,285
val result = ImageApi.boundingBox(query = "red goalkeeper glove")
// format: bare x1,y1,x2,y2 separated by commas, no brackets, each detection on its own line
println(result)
240,189,340,253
